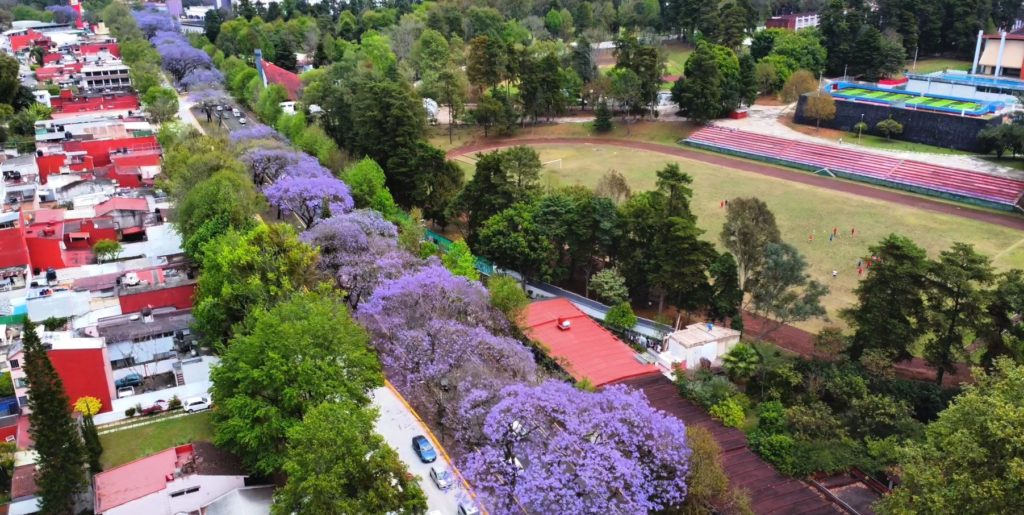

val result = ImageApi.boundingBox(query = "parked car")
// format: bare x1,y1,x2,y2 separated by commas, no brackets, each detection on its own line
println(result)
238,117,247,125
140,400,168,416
428,466,453,490
231,108,241,117
412,435,437,463
457,501,480,515
115,373,142,388
184,396,212,413
215,105,224,112
116,386,135,398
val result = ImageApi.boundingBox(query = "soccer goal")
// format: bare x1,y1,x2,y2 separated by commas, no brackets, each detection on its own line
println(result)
542,158,562,169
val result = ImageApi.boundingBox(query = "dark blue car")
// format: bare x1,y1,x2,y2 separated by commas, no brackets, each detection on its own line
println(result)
412,435,437,463
115,373,143,388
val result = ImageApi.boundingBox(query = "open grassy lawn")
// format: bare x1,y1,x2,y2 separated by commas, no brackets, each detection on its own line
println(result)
907,58,973,75
662,42,694,76
99,413,214,469
462,143,1024,333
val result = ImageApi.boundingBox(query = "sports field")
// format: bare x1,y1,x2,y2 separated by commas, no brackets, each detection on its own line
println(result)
455,143,1024,332
833,87,984,112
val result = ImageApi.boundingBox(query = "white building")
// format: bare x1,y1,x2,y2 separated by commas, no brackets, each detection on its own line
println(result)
655,323,742,372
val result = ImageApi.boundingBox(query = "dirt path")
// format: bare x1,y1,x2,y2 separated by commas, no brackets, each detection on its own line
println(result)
448,137,1024,232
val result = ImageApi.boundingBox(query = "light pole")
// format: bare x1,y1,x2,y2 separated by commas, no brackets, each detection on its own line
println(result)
438,377,450,444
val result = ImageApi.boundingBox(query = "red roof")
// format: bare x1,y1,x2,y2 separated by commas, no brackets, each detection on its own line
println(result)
260,59,301,100
94,197,148,216
94,445,193,512
523,298,659,386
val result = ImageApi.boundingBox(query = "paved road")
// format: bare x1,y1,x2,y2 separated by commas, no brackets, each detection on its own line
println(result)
372,385,474,514
448,137,1024,231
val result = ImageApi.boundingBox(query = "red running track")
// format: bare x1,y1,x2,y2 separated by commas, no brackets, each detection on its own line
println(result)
447,137,1024,231
687,126,1024,207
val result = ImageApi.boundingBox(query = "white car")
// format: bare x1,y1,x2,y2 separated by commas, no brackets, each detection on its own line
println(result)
232,108,241,117
116,386,134,398
429,466,453,490
238,117,247,125
184,396,212,413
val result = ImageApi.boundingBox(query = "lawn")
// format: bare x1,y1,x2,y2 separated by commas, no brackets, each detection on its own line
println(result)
99,412,215,469
662,42,694,77
428,119,698,151
460,143,1024,333
907,58,972,75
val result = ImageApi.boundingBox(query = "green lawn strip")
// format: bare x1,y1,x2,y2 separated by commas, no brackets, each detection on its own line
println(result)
99,413,215,469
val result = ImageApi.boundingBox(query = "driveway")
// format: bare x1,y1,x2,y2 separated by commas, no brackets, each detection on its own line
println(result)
371,384,477,514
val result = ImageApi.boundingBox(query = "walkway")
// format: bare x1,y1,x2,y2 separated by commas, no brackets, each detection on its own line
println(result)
447,138,1024,231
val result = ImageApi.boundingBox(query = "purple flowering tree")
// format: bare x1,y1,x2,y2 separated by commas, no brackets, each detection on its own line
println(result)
188,87,229,107
179,68,224,90
462,381,691,514
46,5,78,24
242,148,303,186
228,124,281,143
133,10,176,38
149,29,183,47
357,264,505,336
155,39,213,81
264,175,354,228
281,153,331,179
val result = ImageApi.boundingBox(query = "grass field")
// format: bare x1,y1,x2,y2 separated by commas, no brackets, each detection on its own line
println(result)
99,413,214,469
663,43,693,76
907,58,973,75
460,143,1024,333
835,87,984,112
428,120,697,151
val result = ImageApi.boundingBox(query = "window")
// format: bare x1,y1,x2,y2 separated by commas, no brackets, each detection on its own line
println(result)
14,378,26,389
168,486,200,498
8,360,18,369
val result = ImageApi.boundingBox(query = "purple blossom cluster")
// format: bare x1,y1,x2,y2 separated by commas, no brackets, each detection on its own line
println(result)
462,381,691,514
46,5,78,24
179,68,225,90
264,174,354,228
228,124,282,143
133,10,176,38
187,87,229,106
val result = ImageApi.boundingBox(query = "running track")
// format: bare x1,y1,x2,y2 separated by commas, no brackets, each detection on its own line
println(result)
447,137,1024,231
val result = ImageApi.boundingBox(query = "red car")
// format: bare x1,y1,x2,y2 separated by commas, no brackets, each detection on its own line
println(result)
140,400,168,416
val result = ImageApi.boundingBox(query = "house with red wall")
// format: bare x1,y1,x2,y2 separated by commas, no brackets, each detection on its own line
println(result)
7,332,115,414
0,212,30,289
50,90,140,118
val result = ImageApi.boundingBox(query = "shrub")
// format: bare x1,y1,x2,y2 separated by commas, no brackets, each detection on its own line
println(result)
604,302,637,332
681,426,755,514
822,370,868,410
870,377,957,423
681,374,739,409
748,430,796,475
780,69,816,103
790,437,863,477
125,407,136,417
722,343,760,383
875,117,903,140
786,402,847,440
168,395,182,410
757,400,787,434
710,397,746,428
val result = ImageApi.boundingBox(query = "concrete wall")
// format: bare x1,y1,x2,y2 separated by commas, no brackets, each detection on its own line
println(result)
795,95,1002,152
95,381,213,424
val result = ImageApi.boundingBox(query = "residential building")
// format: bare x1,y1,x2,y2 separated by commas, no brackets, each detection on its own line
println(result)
254,49,301,100
522,297,659,387
765,12,819,30
79,63,132,92
7,330,115,413
93,443,249,515
655,323,742,372
0,212,30,291
96,308,194,383
200,485,274,515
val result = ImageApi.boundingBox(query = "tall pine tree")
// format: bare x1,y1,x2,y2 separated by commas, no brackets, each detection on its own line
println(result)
22,320,86,512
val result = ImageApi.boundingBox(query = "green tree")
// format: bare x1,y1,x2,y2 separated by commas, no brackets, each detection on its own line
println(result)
442,239,480,280
842,234,929,361
604,302,638,332
341,158,399,217
876,117,904,140
194,223,318,346
204,7,223,43
456,146,542,242
738,52,758,106
593,99,613,133
923,243,994,384
274,401,426,514
92,239,122,262
780,69,817,103
877,358,1024,514
476,202,554,283
748,243,828,340
719,197,782,290
0,54,23,106
718,4,748,49
672,43,721,124
980,270,1024,368
129,62,163,98
22,320,86,512
803,91,836,128
175,170,262,259
411,28,450,81
212,290,383,475
754,61,779,94
854,121,869,139
487,274,529,324
708,252,744,330
142,86,179,123
722,343,760,383
590,267,630,305
466,35,506,92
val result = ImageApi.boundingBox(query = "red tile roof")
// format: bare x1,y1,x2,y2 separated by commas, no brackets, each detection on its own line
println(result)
93,445,191,512
260,59,301,100
522,298,659,386
94,197,148,216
